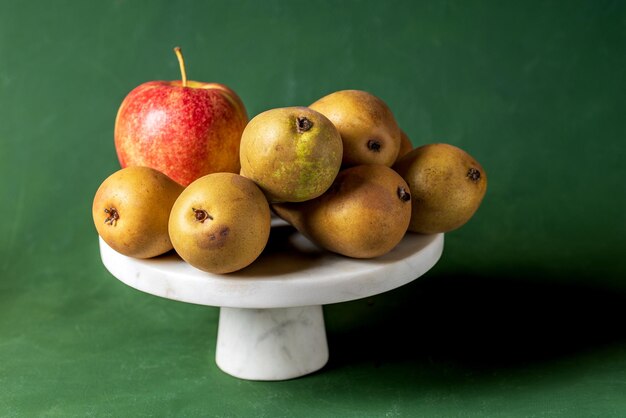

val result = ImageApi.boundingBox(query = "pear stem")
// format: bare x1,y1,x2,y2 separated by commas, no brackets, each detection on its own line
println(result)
174,46,188,87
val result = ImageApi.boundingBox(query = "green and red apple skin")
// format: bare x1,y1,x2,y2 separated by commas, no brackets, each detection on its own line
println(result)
114,50,248,187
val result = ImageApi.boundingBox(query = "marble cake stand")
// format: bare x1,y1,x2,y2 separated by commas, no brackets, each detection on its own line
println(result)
98,219,444,381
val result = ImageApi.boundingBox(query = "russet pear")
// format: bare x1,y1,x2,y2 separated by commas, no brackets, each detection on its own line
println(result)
310,90,401,167
168,173,270,274
395,129,414,163
92,166,184,258
273,164,412,258
239,106,342,203
393,143,487,233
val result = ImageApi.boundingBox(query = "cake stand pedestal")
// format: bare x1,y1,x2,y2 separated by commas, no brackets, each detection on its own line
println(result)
99,221,444,381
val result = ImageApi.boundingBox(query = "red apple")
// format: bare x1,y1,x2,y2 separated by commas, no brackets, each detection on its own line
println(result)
114,47,248,186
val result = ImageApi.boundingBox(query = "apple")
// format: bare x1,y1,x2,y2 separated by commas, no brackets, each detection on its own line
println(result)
114,47,248,186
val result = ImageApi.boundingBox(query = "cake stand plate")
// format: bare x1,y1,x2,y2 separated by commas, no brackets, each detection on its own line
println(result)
99,220,444,381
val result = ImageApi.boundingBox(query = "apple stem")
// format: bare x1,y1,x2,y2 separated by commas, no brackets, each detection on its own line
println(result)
174,46,188,87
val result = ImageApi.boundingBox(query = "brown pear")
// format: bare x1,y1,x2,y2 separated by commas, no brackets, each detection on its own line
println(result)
239,106,342,203
168,173,270,274
395,129,414,163
92,166,184,258
273,164,412,258
393,143,487,234
309,90,401,167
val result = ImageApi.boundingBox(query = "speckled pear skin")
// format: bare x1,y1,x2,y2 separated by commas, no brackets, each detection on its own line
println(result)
310,90,401,167
92,166,184,258
239,106,343,203
393,143,487,234
273,164,412,259
394,129,414,164
168,172,271,274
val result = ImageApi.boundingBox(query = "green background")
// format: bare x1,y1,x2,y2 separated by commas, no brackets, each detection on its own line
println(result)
1,0,625,416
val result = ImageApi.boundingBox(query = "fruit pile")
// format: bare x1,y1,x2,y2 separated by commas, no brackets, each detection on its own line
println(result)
93,48,487,274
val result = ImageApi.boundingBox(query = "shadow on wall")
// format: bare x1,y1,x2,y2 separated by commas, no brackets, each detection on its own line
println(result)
324,269,626,372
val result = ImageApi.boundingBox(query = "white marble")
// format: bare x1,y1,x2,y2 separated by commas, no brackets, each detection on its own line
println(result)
216,305,328,381
98,223,444,309
98,219,444,380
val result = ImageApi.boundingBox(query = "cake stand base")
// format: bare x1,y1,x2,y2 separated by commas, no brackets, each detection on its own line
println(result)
215,305,328,381
98,226,444,381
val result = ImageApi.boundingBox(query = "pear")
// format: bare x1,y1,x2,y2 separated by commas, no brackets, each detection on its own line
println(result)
168,173,270,274
395,129,414,163
309,90,401,167
92,166,184,258
239,106,342,203
393,143,487,234
273,164,412,258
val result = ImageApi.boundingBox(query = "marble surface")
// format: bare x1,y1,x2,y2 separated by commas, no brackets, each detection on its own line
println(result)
216,306,328,381
98,220,444,309
99,220,444,380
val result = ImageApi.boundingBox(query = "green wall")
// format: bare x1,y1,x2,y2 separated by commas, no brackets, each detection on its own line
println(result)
1,1,625,416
